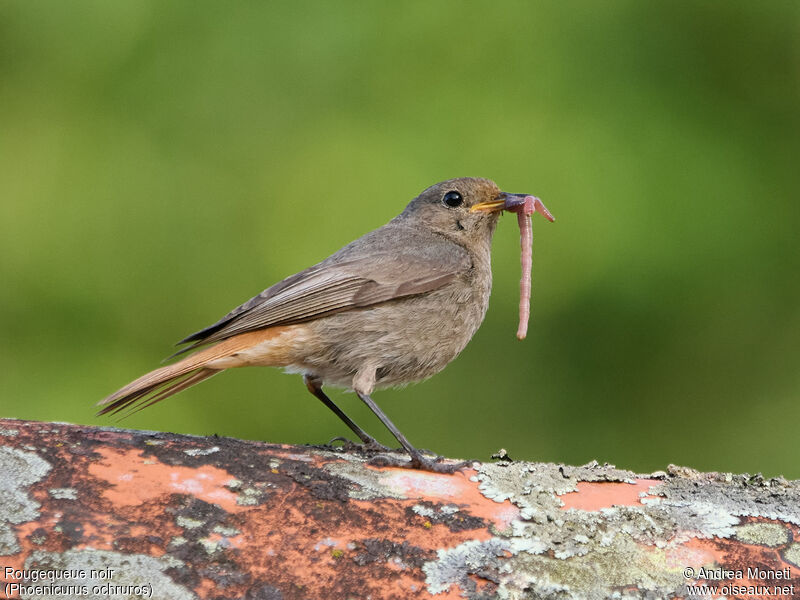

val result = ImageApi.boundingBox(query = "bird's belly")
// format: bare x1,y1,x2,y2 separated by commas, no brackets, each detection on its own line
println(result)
294,284,490,388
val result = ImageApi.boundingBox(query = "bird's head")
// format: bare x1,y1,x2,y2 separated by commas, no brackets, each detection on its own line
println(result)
397,177,552,248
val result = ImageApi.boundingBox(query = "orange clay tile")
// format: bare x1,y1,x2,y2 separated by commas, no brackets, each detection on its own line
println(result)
1,418,799,599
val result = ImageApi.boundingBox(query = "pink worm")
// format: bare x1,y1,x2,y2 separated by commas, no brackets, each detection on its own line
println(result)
516,209,533,339
508,196,554,340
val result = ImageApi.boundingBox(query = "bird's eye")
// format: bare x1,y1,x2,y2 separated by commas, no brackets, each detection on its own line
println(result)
442,191,463,208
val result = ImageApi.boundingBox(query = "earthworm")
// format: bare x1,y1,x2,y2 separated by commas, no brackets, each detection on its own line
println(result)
516,208,533,339
506,195,554,340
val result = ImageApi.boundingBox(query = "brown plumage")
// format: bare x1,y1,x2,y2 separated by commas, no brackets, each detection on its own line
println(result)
98,177,553,472
98,326,303,416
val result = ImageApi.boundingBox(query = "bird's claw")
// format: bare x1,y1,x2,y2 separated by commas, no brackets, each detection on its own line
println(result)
368,453,474,474
414,457,474,474
327,436,394,454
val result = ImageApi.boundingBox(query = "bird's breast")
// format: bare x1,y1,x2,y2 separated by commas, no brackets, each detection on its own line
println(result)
296,253,493,388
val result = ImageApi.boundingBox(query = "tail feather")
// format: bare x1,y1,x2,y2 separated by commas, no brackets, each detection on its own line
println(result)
100,368,219,418
97,329,283,417
138,369,218,412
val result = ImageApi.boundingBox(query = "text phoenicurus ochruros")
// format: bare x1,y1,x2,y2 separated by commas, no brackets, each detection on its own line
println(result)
98,178,554,472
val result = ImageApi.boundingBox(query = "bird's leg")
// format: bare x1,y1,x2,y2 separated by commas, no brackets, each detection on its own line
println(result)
303,375,390,452
355,391,472,474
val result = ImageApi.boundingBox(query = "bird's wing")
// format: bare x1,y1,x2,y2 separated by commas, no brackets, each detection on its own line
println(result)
175,226,471,352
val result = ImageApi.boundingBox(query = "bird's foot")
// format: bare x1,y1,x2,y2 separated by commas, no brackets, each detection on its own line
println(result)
327,436,394,454
412,455,475,474
368,452,475,474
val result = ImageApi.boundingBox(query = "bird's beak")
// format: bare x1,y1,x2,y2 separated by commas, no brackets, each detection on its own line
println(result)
470,193,555,222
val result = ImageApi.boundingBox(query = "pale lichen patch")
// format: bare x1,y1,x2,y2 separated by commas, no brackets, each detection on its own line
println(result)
784,542,800,567
184,446,220,457
199,537,222,554
48,488,78,500
412,503,460,519
498,541,684,600
176,515,205,530
652,472,800,529
422,538,510,595
444,461,800,598
734,522,790,547
236,486,265,506
325,459,407,500
0,447,52,554
412,504,436,518
212,524,240,537
24,549,194,600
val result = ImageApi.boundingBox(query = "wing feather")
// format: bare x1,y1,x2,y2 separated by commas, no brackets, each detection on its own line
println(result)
175,225,472,352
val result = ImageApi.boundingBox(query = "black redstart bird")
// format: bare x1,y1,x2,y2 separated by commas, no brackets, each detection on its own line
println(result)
98,178,553,472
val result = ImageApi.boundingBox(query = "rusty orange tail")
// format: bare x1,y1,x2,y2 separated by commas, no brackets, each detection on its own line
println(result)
97,327,299,417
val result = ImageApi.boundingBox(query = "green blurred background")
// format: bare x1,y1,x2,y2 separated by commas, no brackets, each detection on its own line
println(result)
1,1,798,477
